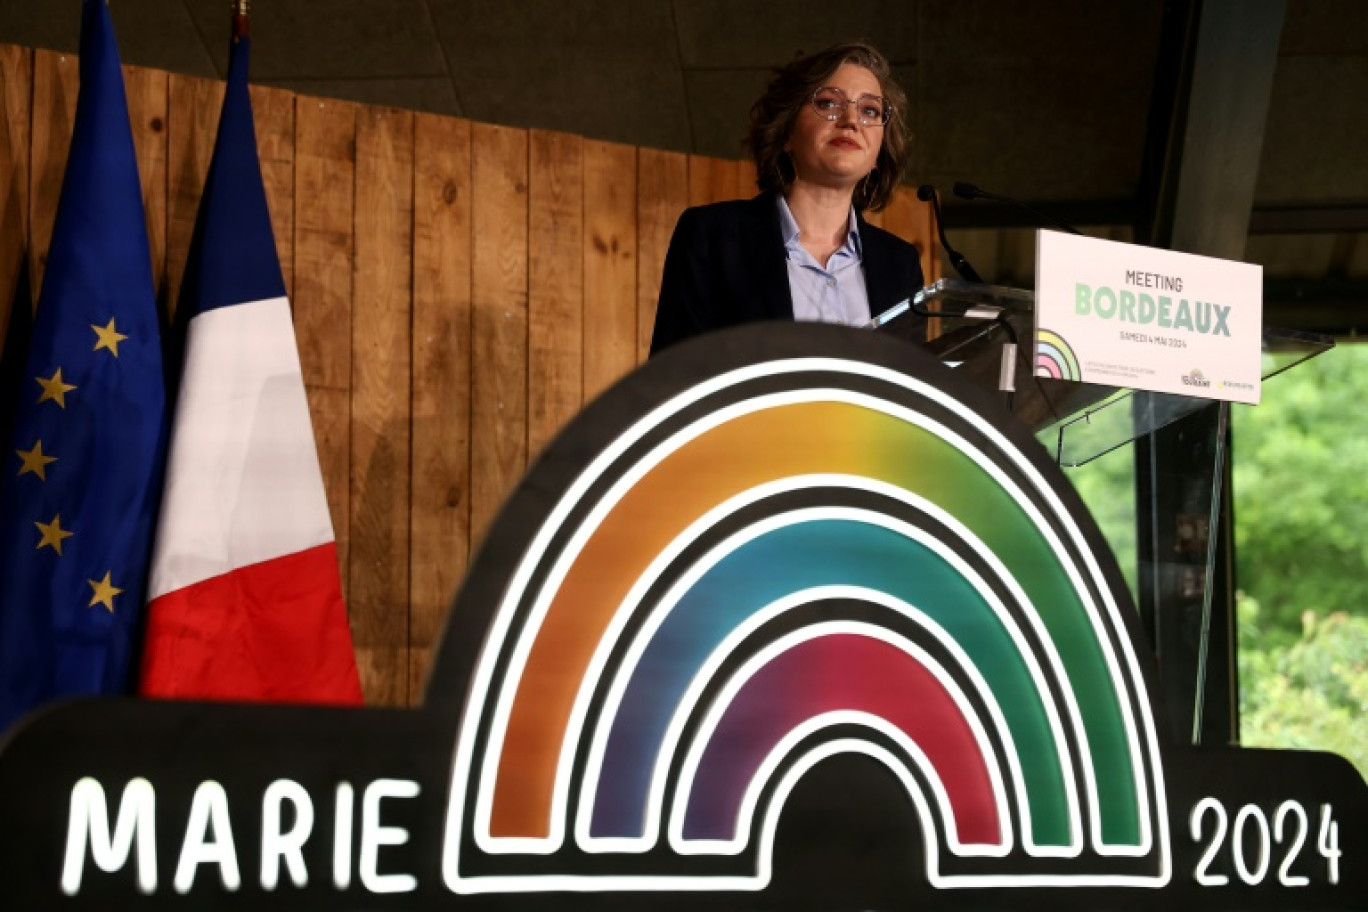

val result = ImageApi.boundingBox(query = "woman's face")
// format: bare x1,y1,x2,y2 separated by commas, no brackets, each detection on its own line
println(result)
784,63,885,193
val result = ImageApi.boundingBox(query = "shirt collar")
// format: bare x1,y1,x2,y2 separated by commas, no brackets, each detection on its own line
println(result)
777,194,802,250
776,195,863,259
847,207,863,258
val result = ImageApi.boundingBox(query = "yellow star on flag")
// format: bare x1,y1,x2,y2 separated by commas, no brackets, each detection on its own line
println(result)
35,368,77,408
91,318,128,356
88,571,123,613
35,514,74,555
16,440,57,480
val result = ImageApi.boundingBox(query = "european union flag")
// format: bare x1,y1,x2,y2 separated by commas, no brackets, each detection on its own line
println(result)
0,0,167,732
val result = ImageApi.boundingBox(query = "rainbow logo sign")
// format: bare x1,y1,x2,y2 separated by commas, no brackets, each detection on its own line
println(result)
3,321,1364,910
1036,329,1080,382
437,323,1169,893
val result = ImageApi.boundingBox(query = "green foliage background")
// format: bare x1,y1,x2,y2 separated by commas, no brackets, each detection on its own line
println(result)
1233,343,1368,782
1064,343,1368,783
1238,606,1368,775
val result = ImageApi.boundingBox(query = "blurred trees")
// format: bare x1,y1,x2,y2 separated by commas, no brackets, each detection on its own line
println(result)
1065,342,1368,781
1232,343,1368,781
1234,344,1368,644
1238,606,1368,781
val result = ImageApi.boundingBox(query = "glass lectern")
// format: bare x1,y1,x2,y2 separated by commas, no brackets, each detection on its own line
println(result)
869,278,1333,744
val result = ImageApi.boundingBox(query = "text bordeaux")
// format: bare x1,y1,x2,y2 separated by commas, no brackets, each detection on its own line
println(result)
1076,282,1231,336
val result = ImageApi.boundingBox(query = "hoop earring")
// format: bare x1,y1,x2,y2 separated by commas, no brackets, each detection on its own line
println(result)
859,167,878,209
776,151,795,188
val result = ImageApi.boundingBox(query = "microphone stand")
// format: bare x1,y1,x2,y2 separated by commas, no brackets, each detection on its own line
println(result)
910,299,1018,413
940,180,1090,416
914,184,1017,410
917,184,984,282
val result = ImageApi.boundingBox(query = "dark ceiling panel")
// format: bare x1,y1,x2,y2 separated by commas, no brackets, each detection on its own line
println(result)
1255,55,1368,202
427,0,691,149
182,0,449,81
1278,0,1368,56
0,0,216,77
681,67,771,160
918,0,1164,62
0,5,80,54
1,0,1367,287
915,54,1154,201
1351,233,1368,274
913,0,1162,201
672,0,919,67
1246,233,1346,279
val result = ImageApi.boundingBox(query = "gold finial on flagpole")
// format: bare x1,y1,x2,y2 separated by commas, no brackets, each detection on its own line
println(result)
232,0,250,40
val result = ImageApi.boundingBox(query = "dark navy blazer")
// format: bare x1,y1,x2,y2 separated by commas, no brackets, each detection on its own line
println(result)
649,192,926,356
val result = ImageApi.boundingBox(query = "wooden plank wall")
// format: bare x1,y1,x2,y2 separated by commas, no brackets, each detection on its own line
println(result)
0,46,940,706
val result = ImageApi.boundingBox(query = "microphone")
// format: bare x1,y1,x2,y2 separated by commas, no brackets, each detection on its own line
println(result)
907,298,1019,398
916,184,984,283
909,300,1003,321
953,182,1082,235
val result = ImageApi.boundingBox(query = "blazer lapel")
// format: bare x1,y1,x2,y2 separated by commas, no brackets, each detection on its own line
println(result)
742,193,794,321
859,213,904,319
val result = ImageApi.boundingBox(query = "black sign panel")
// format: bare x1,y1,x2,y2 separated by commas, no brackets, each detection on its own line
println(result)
1,324,1362,910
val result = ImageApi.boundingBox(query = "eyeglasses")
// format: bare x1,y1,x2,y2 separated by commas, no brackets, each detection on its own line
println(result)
809,86,891,127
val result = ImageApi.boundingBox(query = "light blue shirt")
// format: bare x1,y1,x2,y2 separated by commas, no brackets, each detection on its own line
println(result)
777,195,872,327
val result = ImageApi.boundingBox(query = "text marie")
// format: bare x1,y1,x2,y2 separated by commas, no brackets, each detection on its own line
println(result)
60,776,421,897
1075,283,1231,336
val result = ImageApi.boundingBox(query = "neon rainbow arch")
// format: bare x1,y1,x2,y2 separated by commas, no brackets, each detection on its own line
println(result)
441,352,1170,893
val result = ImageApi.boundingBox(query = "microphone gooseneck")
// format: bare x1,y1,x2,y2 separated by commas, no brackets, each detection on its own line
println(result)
951,181,983,200
916,183,984,283
953,181,1082,235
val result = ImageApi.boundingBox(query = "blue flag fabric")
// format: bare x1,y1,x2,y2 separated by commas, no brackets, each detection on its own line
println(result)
0,0,167,733
176,29,286,319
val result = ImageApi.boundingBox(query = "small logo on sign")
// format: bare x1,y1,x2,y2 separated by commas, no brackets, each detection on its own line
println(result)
1035,329,1080,382
1181,369,1211,388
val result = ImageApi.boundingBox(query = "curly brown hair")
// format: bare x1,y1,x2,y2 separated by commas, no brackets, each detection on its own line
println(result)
746,42,910,212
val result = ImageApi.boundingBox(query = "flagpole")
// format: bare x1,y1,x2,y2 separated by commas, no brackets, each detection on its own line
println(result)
232,0,250,40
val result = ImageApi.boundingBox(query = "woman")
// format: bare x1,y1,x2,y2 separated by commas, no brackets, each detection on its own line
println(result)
649,42,924,356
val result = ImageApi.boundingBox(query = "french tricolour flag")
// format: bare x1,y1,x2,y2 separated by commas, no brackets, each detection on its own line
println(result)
139,17,362,704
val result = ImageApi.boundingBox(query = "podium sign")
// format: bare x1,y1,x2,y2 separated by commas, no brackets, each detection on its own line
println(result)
0,325,1360,910
1034,231,1263,404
